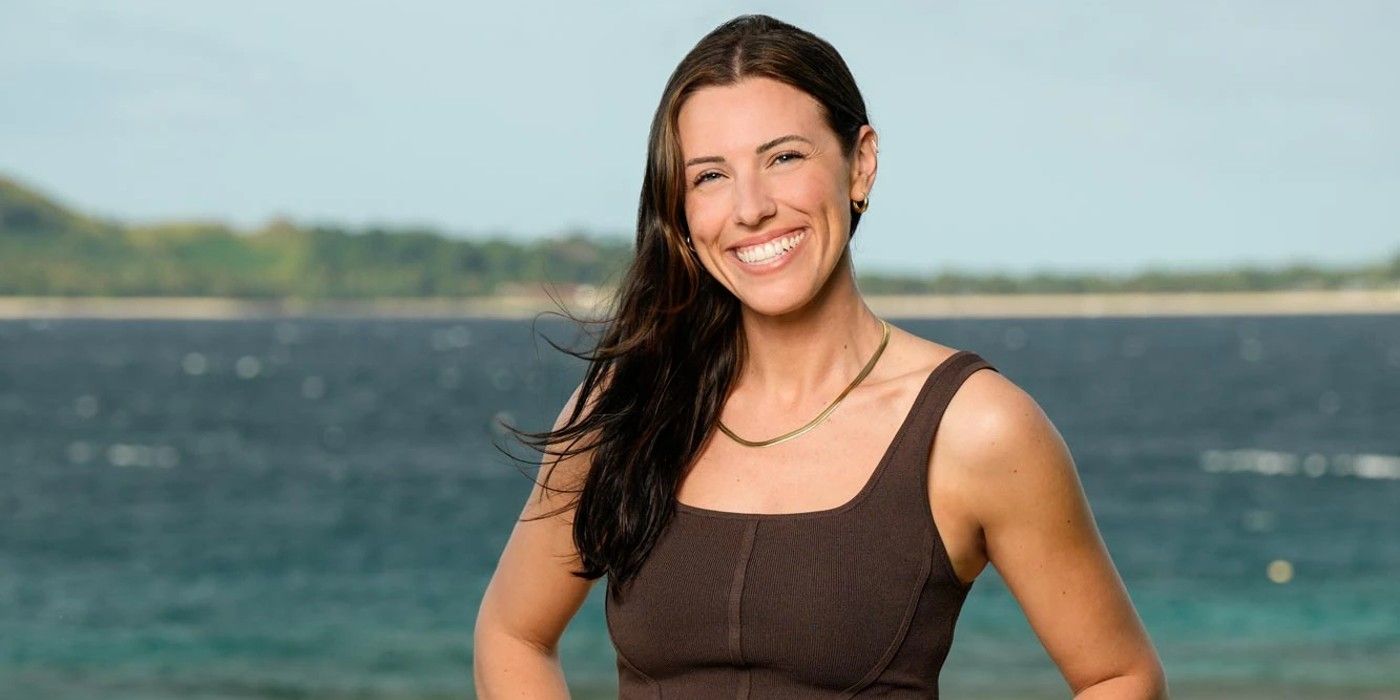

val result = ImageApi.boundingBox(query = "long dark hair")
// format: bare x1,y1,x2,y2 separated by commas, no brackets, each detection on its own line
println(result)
500,14,872,595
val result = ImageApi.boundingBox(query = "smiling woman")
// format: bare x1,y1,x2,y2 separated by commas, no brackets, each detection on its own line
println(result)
474,13,1168,699
678,77,874,311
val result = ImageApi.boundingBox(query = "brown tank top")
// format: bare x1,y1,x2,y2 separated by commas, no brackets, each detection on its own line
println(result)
605,350,998,698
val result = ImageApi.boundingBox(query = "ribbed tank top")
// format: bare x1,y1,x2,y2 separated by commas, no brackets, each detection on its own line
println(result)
605,350,998,698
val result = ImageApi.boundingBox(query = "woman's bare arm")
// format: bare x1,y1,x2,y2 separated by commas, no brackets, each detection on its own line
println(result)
474,381,601,698
950,371,1169,699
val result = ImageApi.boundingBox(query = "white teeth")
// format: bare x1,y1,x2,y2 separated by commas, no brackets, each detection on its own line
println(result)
736,229,807,264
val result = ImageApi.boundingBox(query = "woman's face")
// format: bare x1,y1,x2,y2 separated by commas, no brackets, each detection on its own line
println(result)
677,76,875,317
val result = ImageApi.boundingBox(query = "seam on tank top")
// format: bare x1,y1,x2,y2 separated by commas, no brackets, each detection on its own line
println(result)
727,520,759,666
616,651,661,698
604,585,662,696
838,523,936,697
729,521,758,700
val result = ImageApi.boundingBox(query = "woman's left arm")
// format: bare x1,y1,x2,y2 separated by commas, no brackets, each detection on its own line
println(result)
952,372,1169,699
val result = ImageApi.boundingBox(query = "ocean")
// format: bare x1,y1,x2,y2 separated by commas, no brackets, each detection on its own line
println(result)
1,314,1396,699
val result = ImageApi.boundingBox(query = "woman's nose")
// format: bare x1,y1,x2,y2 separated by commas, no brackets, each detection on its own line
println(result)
731,172,776,227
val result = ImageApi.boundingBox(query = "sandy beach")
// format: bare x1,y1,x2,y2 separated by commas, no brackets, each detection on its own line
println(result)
2,289,1399,320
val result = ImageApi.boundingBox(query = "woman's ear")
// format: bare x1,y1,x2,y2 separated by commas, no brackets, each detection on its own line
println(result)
848,125,878,201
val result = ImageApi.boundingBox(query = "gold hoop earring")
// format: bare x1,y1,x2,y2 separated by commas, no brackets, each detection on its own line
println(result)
852,195,870,214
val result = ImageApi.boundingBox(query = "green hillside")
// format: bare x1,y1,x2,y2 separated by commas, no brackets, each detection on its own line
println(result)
0,174,631,298
1,173,1396,298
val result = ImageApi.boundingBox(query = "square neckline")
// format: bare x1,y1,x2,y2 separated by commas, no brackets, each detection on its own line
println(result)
673,349,969,520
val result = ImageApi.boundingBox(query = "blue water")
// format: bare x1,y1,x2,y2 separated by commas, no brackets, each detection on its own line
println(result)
0,314,1397,699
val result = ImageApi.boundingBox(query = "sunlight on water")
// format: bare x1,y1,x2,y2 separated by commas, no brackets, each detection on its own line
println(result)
430,324,474,351
234,355,263,379
181,351,208,375
1266,559,1294,584
1201,448,1400,480
88,442,183,468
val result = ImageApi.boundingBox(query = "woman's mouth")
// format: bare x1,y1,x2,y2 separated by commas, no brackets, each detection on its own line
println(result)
731,228,809,269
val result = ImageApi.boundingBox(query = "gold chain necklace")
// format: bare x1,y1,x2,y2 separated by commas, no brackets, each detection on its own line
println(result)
717,318,890,448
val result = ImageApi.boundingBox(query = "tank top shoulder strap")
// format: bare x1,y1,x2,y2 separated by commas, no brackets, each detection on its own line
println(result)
869,350,1000,510
901,350,998,454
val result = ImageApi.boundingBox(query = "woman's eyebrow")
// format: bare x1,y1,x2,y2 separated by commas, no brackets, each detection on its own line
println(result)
684,134,813,167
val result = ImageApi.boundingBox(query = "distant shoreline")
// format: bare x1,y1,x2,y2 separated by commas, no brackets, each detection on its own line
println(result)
3,289,1399,320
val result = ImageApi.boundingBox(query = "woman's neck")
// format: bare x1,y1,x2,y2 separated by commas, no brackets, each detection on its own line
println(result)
733,267,885,408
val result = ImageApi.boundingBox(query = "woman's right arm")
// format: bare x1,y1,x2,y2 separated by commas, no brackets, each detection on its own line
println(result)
473,381,602,698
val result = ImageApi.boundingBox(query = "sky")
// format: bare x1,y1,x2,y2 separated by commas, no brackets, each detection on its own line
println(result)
1,1,1395,275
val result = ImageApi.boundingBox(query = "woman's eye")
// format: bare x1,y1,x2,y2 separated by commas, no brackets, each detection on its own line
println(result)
692,152,803,187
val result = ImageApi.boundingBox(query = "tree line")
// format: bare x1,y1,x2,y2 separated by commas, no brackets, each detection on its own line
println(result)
3,174,1396,298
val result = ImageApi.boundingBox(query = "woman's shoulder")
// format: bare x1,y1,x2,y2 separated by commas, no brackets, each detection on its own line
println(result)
927,347,1080,531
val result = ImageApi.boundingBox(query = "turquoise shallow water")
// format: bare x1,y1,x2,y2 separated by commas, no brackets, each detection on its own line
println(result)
0,314,1397,698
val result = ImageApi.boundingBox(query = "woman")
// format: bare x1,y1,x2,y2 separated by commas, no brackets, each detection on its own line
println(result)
475,14,1167,699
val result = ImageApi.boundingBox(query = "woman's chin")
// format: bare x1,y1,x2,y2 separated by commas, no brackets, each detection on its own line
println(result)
732,281,818,318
